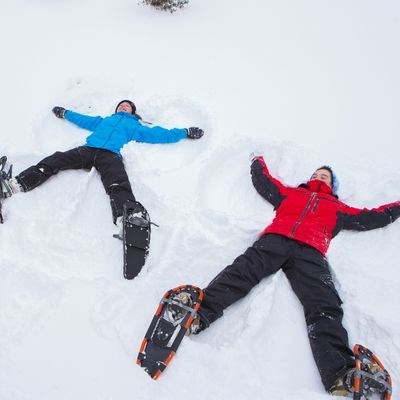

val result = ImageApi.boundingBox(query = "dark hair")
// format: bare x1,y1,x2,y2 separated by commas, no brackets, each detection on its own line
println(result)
317,165,339,194
115,100,136,114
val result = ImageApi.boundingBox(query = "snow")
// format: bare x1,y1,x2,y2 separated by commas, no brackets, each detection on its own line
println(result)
1,0,400,399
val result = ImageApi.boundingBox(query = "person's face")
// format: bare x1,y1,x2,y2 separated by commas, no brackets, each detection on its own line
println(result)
311,168,332,188
116,102,133,114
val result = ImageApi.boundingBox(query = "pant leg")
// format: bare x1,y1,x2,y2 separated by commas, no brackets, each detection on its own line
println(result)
94,149,135,223
284,243,355,391
16,146,94,192
199,234,289,328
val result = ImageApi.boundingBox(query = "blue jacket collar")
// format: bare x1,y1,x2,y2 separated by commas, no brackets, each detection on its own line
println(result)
115,112,139,121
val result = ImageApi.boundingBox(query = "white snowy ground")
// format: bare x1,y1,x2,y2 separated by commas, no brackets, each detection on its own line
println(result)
1,0,400,399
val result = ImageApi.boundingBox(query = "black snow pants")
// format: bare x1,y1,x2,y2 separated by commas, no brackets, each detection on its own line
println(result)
199,233,355,391
16,146,135,223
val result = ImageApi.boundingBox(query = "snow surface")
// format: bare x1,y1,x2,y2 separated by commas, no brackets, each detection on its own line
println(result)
1,0,400,399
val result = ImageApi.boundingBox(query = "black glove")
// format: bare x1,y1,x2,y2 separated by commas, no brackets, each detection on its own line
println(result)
186,127,204,139
386,205,400,223
52,106,66,119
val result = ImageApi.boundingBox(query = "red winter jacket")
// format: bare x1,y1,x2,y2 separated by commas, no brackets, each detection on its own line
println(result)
251,157,400,255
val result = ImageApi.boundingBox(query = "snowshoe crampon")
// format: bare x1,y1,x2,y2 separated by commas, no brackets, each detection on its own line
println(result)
353,344,392,400
137,285,203,379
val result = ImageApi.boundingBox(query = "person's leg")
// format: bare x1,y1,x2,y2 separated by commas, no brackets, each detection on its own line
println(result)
198,234,289,329
284,243,354,391
16,147,94,192
95,150,135,223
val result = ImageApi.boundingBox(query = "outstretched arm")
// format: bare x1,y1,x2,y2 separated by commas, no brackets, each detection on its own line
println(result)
135,124,193,144
250,156,287,208
52,107,103,131
341,201,400,231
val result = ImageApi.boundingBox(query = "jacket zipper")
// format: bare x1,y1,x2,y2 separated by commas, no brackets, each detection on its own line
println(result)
102,115,123,149
289,192,316,237
312,198,320,212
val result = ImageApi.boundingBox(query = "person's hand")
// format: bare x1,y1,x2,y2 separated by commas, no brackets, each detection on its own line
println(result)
186,127,204,139
52,106,66,119
249,152,262,162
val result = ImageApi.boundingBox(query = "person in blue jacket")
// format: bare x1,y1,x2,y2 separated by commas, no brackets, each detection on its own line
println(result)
6,100,204,223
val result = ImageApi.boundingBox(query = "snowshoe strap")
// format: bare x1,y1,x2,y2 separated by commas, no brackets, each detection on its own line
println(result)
355,370,391,392
161,297,198,317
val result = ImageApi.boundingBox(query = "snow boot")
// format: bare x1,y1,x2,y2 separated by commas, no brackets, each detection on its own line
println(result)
1,177,22,197
329,368,355,397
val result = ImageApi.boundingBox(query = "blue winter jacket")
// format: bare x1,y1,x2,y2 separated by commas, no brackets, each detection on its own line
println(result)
64,110,188,155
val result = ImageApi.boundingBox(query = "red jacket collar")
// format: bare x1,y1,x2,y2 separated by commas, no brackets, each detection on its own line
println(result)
303,179,335,196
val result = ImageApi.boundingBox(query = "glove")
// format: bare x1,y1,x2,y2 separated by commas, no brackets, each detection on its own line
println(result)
52,106,66,119
186,127,204,139
249,152,262,162
386,205,400,223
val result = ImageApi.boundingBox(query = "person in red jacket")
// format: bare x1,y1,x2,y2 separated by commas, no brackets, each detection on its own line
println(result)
192,156,400,396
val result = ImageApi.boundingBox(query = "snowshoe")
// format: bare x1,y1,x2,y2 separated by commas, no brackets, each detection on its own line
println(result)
113,200,152,279
0,156,13,223
137,285,203,379
352,344,392,400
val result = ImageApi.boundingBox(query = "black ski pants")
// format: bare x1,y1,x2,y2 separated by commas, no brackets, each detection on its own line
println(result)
199,233,355,391
16,146,135,222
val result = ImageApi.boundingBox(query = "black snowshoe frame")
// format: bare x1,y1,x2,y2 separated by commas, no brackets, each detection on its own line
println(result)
113,200,155,279
0,156,13,223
